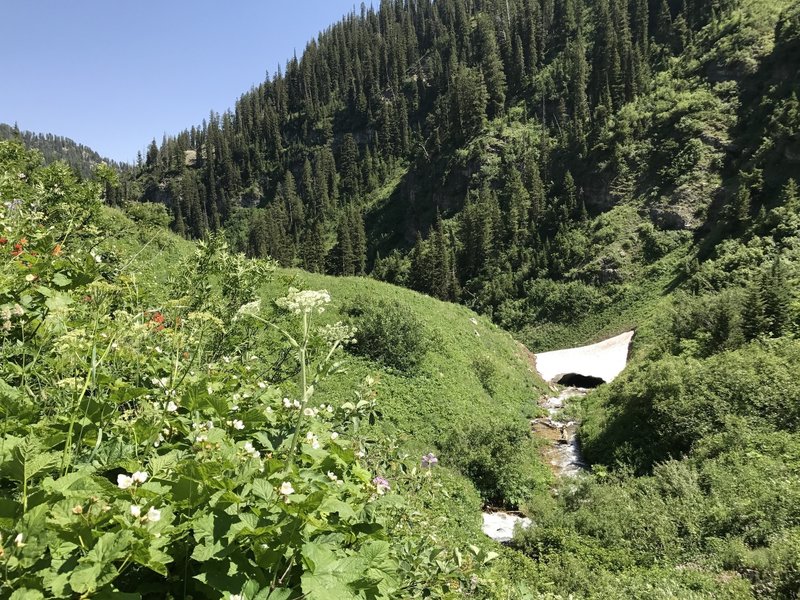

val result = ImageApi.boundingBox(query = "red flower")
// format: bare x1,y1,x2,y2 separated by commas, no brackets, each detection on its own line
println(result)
0,237,7,245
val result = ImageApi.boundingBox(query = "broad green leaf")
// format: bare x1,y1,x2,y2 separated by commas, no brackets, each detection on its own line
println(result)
9,589,45,600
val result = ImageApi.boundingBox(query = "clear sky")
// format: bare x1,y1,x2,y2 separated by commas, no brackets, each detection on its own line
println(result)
1,1,363,163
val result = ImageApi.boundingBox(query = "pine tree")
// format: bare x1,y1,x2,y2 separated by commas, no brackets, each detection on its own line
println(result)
762,256,791,337
339,134,361,203
742,280,768,340
475,14,507,119
781,179,799,212
733,185,751,225
337,212,355,275
409,231,431,293
350,206,367,275
568,30,590,146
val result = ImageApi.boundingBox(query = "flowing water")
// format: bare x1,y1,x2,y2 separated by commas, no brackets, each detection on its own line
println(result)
481,386,589,542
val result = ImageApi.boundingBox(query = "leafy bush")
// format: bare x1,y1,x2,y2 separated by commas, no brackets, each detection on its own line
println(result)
440,420,549,508
344,297,431,372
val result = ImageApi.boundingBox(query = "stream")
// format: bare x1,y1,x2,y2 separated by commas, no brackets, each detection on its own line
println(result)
481,386,589,543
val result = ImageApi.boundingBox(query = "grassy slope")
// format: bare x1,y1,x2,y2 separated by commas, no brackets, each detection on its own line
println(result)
264,268,548,446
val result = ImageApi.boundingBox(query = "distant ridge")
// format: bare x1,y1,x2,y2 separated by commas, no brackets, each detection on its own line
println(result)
0,123,125,177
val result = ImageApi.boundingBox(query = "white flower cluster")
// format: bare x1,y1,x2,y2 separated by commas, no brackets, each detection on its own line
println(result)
283,397,302,410
303,403,334,418
235,299,262,319
129,504,162,523
318,321,357,346
117,470,148,490
154,426,171,448
276,288,331,315
192,420,214,443
243,441,261,459
305,431,321,450
1,304,24,332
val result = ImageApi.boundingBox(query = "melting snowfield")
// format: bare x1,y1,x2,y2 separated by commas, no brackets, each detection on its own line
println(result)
533,330,634,385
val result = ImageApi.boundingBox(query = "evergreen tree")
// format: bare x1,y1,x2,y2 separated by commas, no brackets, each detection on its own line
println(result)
733,185,751,225
337,212,355,275
475,14,507,119
350,206,367,275
762,256,791,337
339,134,361,203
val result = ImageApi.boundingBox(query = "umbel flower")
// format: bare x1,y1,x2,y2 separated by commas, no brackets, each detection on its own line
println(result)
276,287,331,315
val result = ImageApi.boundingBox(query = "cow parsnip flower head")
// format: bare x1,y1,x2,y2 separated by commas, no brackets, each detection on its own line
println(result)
276,288,331,315
235,299,262,318
319,321,357,346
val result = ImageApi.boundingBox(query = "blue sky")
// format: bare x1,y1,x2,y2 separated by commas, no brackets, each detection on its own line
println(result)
1,1,363,163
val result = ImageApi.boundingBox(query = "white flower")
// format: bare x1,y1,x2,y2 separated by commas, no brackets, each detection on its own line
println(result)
258,381,267,389
319,321,357,346
293,399,301,409
303,407,315,417
222,356,231,364
280,481,295,496
232,419,245,430
243,442,260,459
283,397,292,408
327,471,338,482
305,432,321,450
195,434,208,443
14,533,24,547
166,401,178,412
130,505,142,518
132,471,148,484
117,474,134,490
236,299,262,317
275,288,331,315
146,506,161,522
331,432,339,440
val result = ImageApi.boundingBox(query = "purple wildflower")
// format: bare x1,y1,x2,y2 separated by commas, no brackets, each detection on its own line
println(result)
421,453,439,468
372,476,391,495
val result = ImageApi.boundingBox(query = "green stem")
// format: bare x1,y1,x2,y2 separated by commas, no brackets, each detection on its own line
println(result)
287,312,309,465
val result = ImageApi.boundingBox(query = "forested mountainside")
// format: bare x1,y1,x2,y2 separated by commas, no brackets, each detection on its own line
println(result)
0,123,124,179
121,0,799,335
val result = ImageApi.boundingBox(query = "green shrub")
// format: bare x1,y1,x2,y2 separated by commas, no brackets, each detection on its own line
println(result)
344,297,431,372
440,420,549,508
